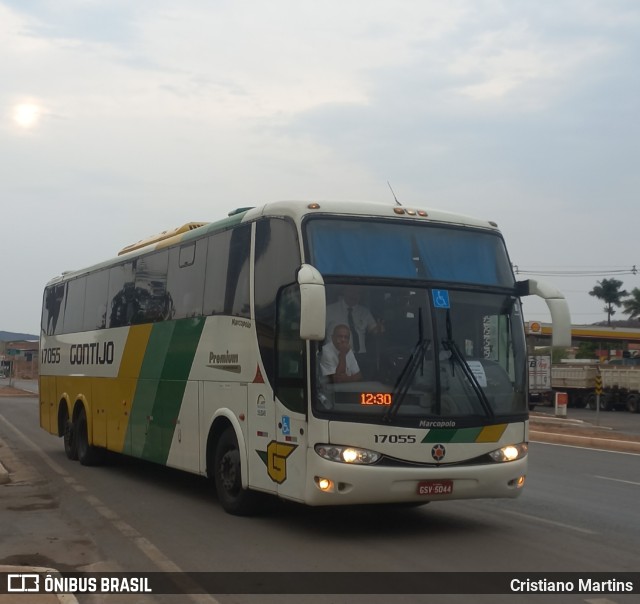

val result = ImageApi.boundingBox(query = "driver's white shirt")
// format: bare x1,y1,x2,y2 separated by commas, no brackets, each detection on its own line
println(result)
320,341,360,377
326,298,375,353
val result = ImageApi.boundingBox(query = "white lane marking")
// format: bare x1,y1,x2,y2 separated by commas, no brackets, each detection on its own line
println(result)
593,475,640,487
532,441,640,456
0,414,220,604
495,508,597,535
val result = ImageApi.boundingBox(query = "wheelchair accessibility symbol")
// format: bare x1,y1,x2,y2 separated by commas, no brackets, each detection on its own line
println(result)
432,289,450,309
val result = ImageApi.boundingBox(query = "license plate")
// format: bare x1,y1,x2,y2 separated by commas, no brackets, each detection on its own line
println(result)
417,480,453,495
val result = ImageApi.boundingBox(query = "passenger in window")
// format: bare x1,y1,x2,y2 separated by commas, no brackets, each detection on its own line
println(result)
320,324,362,383
45,285,65,335
326,286,383,354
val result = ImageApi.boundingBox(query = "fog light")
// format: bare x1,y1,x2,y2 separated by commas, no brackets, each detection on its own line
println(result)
316,477,334,492
508,475,526,489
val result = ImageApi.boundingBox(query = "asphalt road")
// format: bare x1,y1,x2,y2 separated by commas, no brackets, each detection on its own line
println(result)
1,395,639,604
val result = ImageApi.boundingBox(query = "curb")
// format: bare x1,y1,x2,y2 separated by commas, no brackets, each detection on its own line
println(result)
0,566,79,604
0,389,37,398
529,412,640,453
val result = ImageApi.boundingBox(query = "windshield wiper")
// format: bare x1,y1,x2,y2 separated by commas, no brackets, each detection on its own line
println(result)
383,309,429,424
442,308,493,418
441,338,494,418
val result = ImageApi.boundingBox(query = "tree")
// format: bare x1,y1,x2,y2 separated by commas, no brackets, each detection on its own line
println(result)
622,287,640,321
575,341,597,360
589,278,628,326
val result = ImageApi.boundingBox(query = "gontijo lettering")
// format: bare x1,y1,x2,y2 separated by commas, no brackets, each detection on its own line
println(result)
70,342,115,365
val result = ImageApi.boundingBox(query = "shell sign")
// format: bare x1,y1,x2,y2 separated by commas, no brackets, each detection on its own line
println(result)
528,321,542,334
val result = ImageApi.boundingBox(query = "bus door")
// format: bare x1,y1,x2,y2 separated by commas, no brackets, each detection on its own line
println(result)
273,285,308,502
247,378,278,494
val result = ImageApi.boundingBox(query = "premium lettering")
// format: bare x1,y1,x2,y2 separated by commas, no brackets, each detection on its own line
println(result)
207,350,241,373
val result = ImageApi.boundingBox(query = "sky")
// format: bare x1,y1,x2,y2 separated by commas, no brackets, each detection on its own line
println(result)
1,0,639,336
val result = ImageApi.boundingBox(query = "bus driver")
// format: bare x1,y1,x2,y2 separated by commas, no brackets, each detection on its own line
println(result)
320,324,363,383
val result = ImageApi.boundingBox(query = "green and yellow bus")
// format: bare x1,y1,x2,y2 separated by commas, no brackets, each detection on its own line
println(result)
39,201,570,514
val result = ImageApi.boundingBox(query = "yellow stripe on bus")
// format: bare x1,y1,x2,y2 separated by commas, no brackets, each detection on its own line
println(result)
93,324,154,453
119,324,153,379
476,424,507,442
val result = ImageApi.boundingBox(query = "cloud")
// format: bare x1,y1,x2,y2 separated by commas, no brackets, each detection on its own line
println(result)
449,23,609,106
1,0,639,332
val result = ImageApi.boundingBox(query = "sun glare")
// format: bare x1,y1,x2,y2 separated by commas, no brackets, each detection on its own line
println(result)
13,103,42,128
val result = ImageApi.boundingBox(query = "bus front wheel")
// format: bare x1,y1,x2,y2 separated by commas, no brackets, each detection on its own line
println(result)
214,427,261,516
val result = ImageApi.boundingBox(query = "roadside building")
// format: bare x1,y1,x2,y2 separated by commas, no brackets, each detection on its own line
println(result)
0,339,39,379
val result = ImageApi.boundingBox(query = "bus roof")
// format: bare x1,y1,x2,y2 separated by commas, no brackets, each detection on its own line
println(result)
45,200,501,286
244,200,499,231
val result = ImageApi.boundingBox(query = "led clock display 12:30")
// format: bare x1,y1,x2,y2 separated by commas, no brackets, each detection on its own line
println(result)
360,392,393,406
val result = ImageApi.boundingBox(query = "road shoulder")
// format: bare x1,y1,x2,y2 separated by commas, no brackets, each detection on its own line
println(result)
530,412,640,453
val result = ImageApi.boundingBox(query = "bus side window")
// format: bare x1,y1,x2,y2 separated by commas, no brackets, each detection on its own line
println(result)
227,225,251,317
133,250,170,324
62,277,87,333
107,263,135,328
43,283,66,335
83,270,109,331
254,217,301,389
203,225,251,318
276,285,306,413
168,241,206,319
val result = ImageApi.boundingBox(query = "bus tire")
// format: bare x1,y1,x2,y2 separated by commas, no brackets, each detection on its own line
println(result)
586,393,597,410
75,406,104,466
62,406,78,461
626,394,639,413
214,427,261,516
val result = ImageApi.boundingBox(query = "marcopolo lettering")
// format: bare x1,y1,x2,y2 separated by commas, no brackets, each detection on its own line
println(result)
70,341,115,365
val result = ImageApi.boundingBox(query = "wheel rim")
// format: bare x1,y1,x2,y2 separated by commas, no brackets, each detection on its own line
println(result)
219,448,241,496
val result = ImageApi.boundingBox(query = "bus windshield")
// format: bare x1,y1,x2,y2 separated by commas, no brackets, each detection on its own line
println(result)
305,217,514,287
312,285,527,424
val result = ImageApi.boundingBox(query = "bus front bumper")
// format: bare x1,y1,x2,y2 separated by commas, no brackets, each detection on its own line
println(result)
303,449,527,506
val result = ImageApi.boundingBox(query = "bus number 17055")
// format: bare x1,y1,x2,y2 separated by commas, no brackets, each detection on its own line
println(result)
374,434,417,444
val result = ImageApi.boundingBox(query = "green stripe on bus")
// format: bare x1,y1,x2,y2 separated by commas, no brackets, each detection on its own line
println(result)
125,318,205,463
450,427,484,442
421,425,505,444
422,428,457,443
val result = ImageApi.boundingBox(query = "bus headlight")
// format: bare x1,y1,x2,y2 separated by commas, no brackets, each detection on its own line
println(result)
488,443,528,463
315,444,381,465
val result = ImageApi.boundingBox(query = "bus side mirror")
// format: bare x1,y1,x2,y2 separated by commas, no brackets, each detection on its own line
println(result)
298,264,326,341
517,278,572,348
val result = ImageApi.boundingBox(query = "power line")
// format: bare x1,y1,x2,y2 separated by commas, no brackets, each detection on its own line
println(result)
513,265,637,277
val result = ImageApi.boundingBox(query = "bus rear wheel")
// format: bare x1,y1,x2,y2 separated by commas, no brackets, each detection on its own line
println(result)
75,406,104,466
214,427,261,516
626,394,639,413
63,409,78,461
